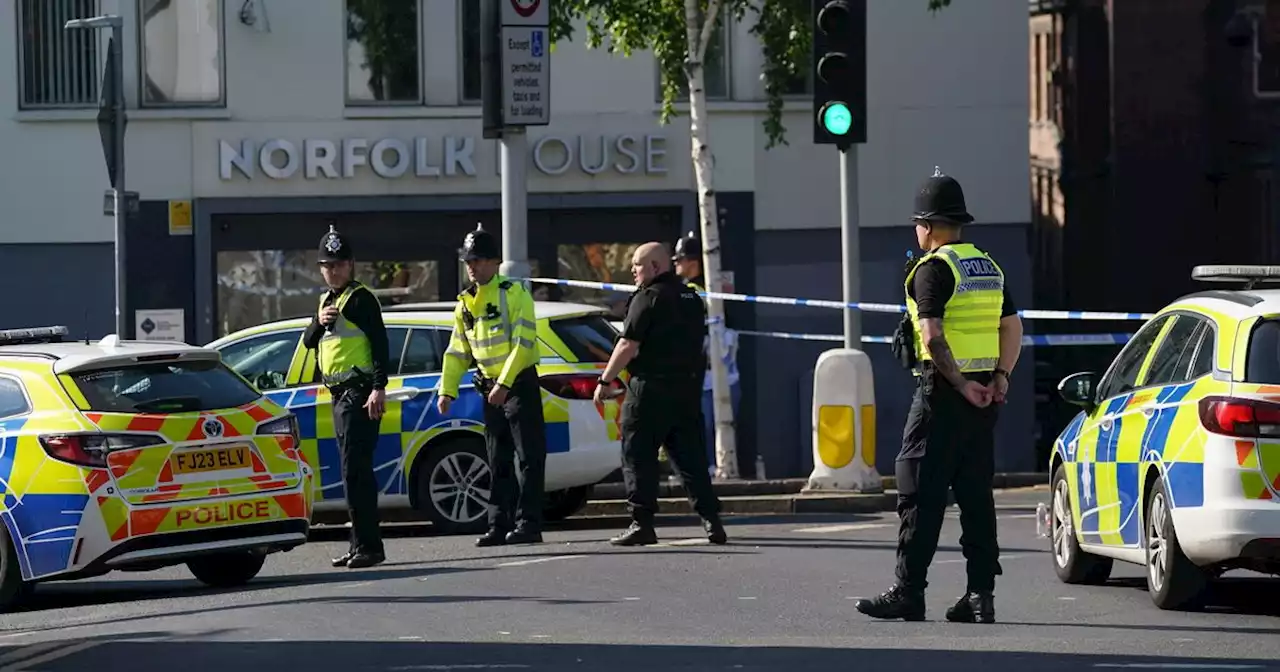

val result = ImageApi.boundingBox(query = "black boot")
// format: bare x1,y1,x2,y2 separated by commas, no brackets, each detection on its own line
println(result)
476,529,508,547
331,550,355,568
346,550,385,569
610,521,658,546
854,584,926,621
945,591,995,624
506,525,543,545
704,517,727,545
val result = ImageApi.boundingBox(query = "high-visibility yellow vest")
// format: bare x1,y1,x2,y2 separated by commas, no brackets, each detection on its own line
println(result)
905,243,1003,373
440,275,539,398
317,282,376,385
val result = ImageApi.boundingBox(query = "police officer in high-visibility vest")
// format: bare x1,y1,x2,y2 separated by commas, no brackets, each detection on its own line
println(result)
303,224,390,570
857,169,1023,624
437,224,548,547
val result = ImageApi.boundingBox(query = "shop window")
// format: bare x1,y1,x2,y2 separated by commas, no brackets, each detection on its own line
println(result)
459,0,481,104
139,0,225,107
557,243,642,319
216,250,440,337
345,0,422,104
16,0,101,109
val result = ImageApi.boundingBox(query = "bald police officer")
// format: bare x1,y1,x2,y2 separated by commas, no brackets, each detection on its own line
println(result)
437,224,548,547
856,169,1023,623
304,224,390,570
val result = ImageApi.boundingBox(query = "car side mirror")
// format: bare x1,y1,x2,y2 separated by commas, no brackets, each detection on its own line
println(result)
1058,372,1097,409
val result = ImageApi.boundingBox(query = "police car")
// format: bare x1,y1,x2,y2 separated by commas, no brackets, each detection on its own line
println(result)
1047,266,1280,610
208,301,624,535
0,327,313,611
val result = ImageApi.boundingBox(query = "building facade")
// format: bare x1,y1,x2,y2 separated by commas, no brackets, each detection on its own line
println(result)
0,0,1030,477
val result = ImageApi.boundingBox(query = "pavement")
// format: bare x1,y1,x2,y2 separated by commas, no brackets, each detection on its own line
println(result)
1,486,1278,671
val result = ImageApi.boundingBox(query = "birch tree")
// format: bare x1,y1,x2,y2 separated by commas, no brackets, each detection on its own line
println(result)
548,0,952,479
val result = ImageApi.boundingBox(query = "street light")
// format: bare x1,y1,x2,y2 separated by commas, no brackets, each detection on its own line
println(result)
65,14,128,339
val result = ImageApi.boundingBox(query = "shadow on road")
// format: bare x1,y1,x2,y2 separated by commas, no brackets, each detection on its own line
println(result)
728,536,1049,555
1104,575,1280,618
3,639,1278,672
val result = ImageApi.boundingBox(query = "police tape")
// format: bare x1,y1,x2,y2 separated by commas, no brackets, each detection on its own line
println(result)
524,277,1157,321
732,330,1133,347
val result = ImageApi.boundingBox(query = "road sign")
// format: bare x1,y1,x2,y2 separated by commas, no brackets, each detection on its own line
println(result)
501,25,550,126
502,0,547,26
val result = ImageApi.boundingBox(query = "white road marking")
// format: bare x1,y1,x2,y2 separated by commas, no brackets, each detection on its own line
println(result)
1057,596,1076,601
495,554,586,567
655,538,709,546
936,554,1024,565
791,523,890,534
390,666,531,670
0,633,31,641
399,636,424,641
1005,513,1039,519
337,581,374,589
738,596,757,600
0,641,100,671
623,597,641,601
1092,665,1264,669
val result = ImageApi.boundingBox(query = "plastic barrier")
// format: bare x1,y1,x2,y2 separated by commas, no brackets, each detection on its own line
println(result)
525,277,1156,321
807,349,881,493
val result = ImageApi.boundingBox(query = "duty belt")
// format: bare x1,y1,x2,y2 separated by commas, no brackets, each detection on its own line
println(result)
324,367,372,390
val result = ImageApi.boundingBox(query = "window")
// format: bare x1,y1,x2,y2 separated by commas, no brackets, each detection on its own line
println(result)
0,377,31,419
460,0,481,103
218,330,302,391
138,0,225,106
345,0,421,104
1190,327,1216,379
783,70,813,97
400,329,444,375
17,0,102,109
387,327,410,375
1143,316,1205,387
1245,320,1280,384
70,360,262,413
1095,315,1170,401
550,316,619,363
656,16,730,101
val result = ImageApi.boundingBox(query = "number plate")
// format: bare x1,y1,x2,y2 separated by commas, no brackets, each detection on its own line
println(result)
169,446,251,476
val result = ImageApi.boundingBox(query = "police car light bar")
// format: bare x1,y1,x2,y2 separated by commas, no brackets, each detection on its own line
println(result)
1191,265,1280,290
0,325,69,345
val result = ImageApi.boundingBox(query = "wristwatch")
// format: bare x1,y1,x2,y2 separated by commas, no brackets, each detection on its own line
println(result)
994,367,1011,380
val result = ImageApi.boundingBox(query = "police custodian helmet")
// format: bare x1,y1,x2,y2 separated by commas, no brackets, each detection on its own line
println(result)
459,223,500,261
673,231,701,261
911,167,974,225
319,223,353,261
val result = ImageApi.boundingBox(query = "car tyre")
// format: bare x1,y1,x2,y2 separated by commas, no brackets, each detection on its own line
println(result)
0,524,27,612
543,485,592,522
413,436,491,535
1051,464,1113,584
187,551,267,589
1143,478,1207,611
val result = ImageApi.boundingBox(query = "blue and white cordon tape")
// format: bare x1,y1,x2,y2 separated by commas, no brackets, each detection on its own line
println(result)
525,277,1157,321
731,330,1132,347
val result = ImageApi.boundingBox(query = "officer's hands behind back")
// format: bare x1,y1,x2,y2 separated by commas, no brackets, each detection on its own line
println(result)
959,380,993,408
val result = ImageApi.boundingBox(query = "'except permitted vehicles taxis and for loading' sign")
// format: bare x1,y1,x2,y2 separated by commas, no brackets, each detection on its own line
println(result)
501,0,550,127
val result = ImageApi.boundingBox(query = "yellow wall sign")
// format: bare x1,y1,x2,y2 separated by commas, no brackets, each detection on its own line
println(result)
168,200,193,235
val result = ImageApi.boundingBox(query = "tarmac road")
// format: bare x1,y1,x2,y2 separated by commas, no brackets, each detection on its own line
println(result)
0,487,1276,671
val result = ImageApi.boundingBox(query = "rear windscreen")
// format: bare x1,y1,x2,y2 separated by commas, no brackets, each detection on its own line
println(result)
1246,319,1280,384
69,359,261,413
549,316,618,363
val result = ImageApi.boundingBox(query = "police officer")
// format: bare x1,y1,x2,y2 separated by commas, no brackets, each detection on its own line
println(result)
856,169,1023,623
437,224,547,547
304,224,390,570
594,242,727,546
673,232,705,291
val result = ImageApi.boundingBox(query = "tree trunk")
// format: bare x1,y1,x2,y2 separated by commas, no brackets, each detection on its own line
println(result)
684,0,739,480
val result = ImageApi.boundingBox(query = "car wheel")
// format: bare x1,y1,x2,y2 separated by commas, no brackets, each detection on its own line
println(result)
1051,464,1113,584
413,436,491,535
1144,478,1207,610
543,486,592,522
0,524,27,612
187,551,267,589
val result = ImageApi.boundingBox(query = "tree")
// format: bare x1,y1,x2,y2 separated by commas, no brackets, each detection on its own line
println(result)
549,0,950,479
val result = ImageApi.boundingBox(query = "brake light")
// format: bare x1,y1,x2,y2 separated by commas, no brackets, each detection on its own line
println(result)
1198,396,1280,438
539,374,624,400
39,433,164,468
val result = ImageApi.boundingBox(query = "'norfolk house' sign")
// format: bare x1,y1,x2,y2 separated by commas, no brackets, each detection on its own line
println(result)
217,134,670,181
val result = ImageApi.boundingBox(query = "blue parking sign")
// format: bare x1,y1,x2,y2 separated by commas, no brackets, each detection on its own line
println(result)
531,29,544,58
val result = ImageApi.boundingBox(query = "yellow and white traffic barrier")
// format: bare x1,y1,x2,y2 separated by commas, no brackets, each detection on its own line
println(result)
806,349,881,493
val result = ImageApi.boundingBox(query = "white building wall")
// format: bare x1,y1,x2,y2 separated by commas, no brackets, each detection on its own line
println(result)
0,0,1027,244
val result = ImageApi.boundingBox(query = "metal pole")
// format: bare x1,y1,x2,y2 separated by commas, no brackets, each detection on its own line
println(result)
840,145,861,348
111,23,127,338
498,129,531,281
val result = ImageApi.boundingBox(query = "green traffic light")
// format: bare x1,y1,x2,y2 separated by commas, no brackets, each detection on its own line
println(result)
821,102,852,136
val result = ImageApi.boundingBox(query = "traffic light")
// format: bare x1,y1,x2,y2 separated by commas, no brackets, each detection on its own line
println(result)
811,0,866,148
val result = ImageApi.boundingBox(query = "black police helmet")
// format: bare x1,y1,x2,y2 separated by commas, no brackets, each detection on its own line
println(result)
673,231,701,261
911,167,974,225
460,223,500,261
319,223,353,261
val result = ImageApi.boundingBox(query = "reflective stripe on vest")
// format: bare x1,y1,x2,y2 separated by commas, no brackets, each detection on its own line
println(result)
317,282,375,385
904,243,1003,373
445,277,537,376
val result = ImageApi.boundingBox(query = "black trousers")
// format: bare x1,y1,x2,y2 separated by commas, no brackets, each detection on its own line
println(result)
895,368,1002,592
479,367,547,532
333,384,384,555
620,375,721,524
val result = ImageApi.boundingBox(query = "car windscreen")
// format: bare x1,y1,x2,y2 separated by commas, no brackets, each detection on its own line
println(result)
1246,319,1280,384
69,359,262,413
549,315,618,363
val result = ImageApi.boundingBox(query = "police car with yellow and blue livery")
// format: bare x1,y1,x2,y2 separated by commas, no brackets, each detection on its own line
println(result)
1047,266,1280,610
0,326,314,612
209,300,625,535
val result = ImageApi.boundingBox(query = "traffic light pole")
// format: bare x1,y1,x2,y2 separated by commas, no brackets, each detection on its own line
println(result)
839,144,861,349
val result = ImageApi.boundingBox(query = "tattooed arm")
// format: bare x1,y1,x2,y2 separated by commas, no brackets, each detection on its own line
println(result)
919,318,969,390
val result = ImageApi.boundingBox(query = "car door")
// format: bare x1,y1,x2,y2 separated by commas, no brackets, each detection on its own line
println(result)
381,326,445,497
1072,314,1171,547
